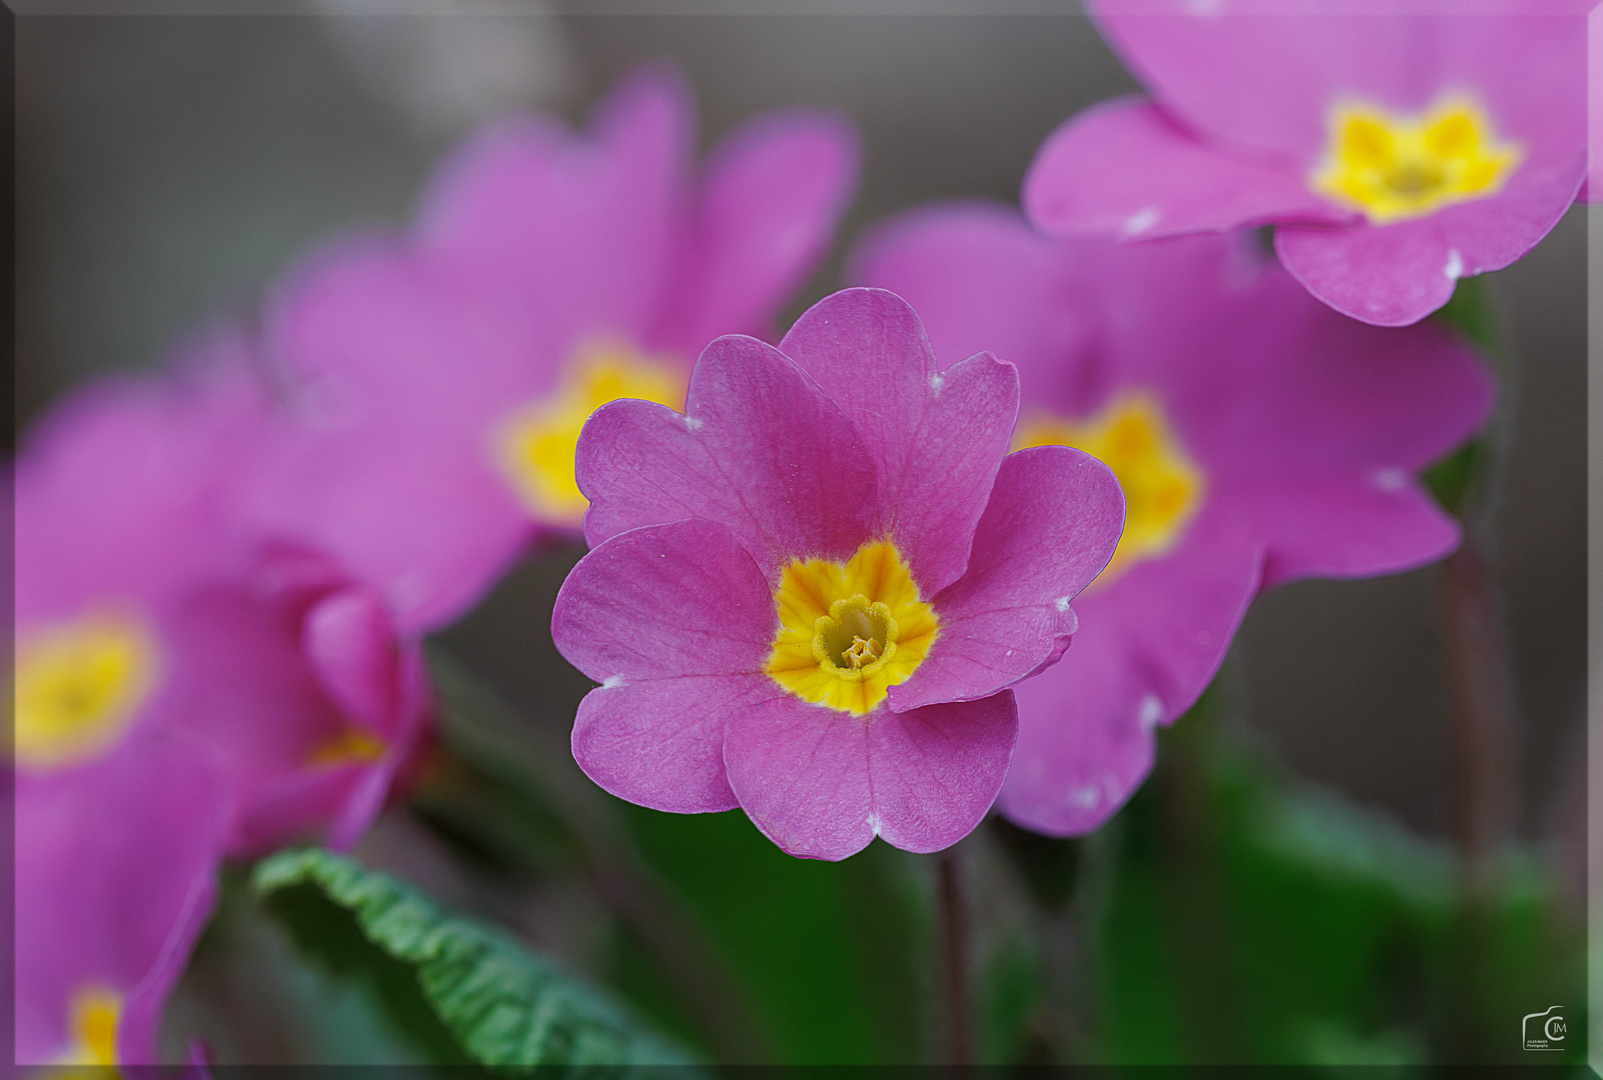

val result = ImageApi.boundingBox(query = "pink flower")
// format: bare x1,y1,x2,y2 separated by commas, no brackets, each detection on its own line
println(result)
1023,0,1587,326
553,288,1124,860
15,356,426,856
246,66,859,634
853,205,1493,835
13,354,429,1061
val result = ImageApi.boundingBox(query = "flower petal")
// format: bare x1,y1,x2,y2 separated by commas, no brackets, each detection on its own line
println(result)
1274,181,1577,326
257,243,544,632
1025,97,1347,240
578,334,877,579
849,200,1091,379
778,288,1020,595
724,691,1018,860
996,627,1157,838
1244,480,1463,588
15,357,260,624
554,518,779,812
302,585,400,735
16,736,228,1064
890,445,1123,711
999,516,1264,836
655,108,860,352
418,65,693,343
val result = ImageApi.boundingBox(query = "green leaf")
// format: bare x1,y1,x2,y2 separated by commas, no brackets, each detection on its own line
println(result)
164,865,454,1065
254,847,701,1071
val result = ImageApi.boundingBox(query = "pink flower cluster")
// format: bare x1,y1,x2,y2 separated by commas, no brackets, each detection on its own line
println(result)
16,2,1585,1059
15,70,856,1066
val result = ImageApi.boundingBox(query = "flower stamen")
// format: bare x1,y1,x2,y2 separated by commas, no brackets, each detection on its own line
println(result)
494,340,687,524
1015,392,1203,588
1310,95,1522,225
767,543,937,715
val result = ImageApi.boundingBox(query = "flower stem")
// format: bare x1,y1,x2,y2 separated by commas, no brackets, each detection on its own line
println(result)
1441,533,1519,887
1431,275,1520,1061
937,848,972,1065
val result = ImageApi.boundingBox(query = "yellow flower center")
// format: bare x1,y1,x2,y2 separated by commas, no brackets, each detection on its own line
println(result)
50,986,121,1072
1310,96,1522,225
14,612,158,770
1014,393,1203,587
766,541,939,716
494,339,688,525
307,725,388,767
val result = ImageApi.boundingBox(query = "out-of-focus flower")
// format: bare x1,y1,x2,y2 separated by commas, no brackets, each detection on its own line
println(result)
247,66,859,633
14,357,428,856
553,288,1123,860
854,207,1493,835
15,737,228,1066
14,353,433,1064
1024,0,1587,326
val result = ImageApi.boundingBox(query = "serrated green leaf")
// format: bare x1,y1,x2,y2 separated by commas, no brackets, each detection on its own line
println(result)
254,847,701,1072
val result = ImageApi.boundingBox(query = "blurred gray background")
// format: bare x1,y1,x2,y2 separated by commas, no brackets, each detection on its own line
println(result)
15,8,1585,850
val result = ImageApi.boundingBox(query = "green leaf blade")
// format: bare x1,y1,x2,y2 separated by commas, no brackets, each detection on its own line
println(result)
253,847,703,1071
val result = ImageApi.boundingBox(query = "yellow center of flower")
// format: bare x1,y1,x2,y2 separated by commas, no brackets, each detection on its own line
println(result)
49,986,121,1073
766,541,939,716
1014,393,1203,586
307,725,388,767
494,339,688,525
1310,96,1522,225
14,612,159,770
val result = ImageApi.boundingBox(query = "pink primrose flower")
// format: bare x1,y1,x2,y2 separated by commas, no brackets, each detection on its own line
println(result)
553,288,1125,861
1024,0,1588,326
15,355,427,855
853,204,1494,835
246,66,859,634
14,353,429,1061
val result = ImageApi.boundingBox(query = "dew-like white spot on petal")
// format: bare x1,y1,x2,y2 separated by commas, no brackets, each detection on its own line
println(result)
1139,694,1164,731
1443,249,1464,280
1070,786,1101,810
1372,467,1408,492
602,675,626,689
1054,596,1072,612
866,811,883,836
684,414,704,432
1122,207,1160,236
929,372,946,396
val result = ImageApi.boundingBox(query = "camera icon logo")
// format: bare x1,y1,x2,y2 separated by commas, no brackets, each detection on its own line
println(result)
1522,1006,1565,1051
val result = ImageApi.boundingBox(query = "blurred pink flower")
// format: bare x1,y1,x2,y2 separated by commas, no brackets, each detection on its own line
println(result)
554,288,1124,860
854,205,1493,835
247,66,860,634
13,355,429,1062
15,356,427,855
1024,0,1587,326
